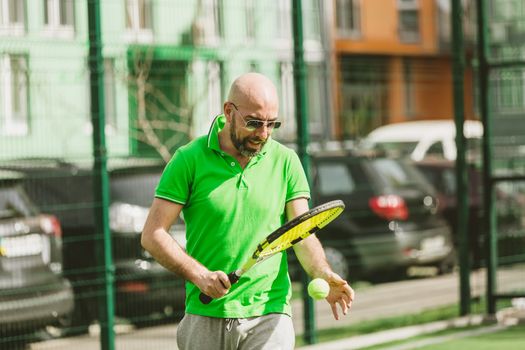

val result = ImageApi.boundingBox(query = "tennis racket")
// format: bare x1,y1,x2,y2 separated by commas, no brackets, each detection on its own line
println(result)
199,200,345,304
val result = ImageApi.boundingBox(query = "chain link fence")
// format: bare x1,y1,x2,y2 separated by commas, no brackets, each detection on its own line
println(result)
0,0,524,349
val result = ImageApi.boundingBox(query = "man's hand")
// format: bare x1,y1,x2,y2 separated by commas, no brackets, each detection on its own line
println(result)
195,270,232,299
324,271,355,320
286,198,355,319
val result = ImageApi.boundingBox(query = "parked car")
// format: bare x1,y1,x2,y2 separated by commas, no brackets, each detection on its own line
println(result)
362,120,483,161
0,171,74,347
415,159,525,267
291,150,455,281
105,159,186,323
0,159,185,329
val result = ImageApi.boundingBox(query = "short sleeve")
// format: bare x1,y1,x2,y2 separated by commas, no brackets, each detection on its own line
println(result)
155,148,192,205
286,150,310,202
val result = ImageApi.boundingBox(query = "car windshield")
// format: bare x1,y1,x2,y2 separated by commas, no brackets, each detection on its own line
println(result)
373,142,418,158
0,186,35,219
110,172,161,207
369,159,426,188
466,137,482,164
418,166,456,195
317,163,356,196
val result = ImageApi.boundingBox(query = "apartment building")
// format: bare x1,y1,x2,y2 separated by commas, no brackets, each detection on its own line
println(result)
332,0,478,139
0,0,332,160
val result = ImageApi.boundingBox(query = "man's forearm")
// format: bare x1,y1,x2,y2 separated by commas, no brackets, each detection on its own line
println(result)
293,235,333,279
142,229,208,284
285,198,333,278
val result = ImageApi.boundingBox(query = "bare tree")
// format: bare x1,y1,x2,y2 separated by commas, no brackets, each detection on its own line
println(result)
126,48,193,162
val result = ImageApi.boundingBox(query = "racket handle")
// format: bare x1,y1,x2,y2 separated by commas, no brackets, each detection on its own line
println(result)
227,271,240,284
199,292,214,304
199,272,240,304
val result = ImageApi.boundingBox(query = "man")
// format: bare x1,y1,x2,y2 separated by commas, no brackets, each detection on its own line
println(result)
141,72,354,349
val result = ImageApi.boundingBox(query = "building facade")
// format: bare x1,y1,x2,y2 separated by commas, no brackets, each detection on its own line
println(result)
332,0,478,140
2,0,522,161
0,0,333,161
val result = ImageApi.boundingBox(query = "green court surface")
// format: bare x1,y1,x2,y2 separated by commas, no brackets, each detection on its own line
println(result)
375,323,525,350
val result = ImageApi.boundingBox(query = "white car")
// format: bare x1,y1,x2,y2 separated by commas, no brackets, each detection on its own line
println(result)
363,120,483,161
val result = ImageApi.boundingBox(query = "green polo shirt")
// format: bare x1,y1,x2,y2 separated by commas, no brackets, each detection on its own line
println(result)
155,115,310,318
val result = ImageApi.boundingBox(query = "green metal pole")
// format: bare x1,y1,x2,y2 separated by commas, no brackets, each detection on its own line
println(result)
475,0,497,315
87,1,115,349
451,0,471,316
292,0,315,345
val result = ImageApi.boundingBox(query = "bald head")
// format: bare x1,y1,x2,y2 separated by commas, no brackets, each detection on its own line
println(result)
228,73,279,112
221,73,280,159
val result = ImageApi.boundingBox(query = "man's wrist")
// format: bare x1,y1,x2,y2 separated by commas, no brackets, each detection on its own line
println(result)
179,258,209,286
311,266,333,281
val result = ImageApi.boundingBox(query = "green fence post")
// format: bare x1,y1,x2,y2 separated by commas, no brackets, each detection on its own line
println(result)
292,0,316,345
451,0,471,316
87,1,116,349
475,0,497,316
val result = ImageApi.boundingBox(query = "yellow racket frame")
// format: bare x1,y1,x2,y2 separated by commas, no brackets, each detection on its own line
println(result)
240,200,345,274
200,200,345,304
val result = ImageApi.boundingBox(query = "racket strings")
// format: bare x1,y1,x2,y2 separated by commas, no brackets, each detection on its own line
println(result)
257,208,343,259
314,205,345,228
258,230,308,257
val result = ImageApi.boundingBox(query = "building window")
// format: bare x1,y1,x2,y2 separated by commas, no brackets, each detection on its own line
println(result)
307,63,327,139
44,0,74,35
249,61,259,72
279,62,296,140
496,69,525,113
189,60,222,137
104,59,117,130
397,0,420,43
0,54,29,136
193,0,222,46
303,0,323,48
84,59,118,135
125,0,153,42
207,61,222,119
245,0,255,41
335,0,360,38
403,58,415,118
0,0,25,35
204,0,222,44
276,0,291,41
125,0,151,31
339,56,387,138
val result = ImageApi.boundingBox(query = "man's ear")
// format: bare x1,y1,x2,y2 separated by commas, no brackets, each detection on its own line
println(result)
223,102,233,122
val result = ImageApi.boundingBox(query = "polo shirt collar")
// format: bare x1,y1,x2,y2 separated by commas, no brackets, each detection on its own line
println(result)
207,114,225,152
207,114,271,158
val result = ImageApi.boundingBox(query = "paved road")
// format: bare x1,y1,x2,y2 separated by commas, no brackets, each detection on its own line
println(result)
293,266,523,332
28,266,524,350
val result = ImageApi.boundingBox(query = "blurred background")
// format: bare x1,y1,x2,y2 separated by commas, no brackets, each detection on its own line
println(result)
0,0,524,349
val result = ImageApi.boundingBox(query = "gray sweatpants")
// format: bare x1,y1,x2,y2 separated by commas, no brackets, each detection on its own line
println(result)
176,313,295,350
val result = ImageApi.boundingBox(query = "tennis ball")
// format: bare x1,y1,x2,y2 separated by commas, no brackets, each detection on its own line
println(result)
308,278,329,300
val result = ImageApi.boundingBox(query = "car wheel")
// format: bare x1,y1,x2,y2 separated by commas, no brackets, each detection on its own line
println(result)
325,246,349,280
437,252,457,275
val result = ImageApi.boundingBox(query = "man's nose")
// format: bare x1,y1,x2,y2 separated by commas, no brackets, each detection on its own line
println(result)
255,124,269,138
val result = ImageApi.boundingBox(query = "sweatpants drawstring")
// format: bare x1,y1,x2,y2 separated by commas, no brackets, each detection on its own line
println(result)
225,318,235,332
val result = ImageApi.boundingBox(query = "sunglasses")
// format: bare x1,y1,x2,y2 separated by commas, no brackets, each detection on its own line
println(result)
231,103,282,131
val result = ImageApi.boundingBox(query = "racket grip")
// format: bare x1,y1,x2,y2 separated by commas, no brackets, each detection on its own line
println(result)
199,272,240,304
199,292,214,304
227,271,240,284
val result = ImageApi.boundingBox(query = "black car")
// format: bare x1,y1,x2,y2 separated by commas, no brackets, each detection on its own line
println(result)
105,160,186,322
414,159,483,266
299,150,455,281
415,158,525,268
0,171,74,347
0,159,185,330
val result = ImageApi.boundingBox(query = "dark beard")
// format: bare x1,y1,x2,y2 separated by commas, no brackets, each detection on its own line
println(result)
230,117,266,157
